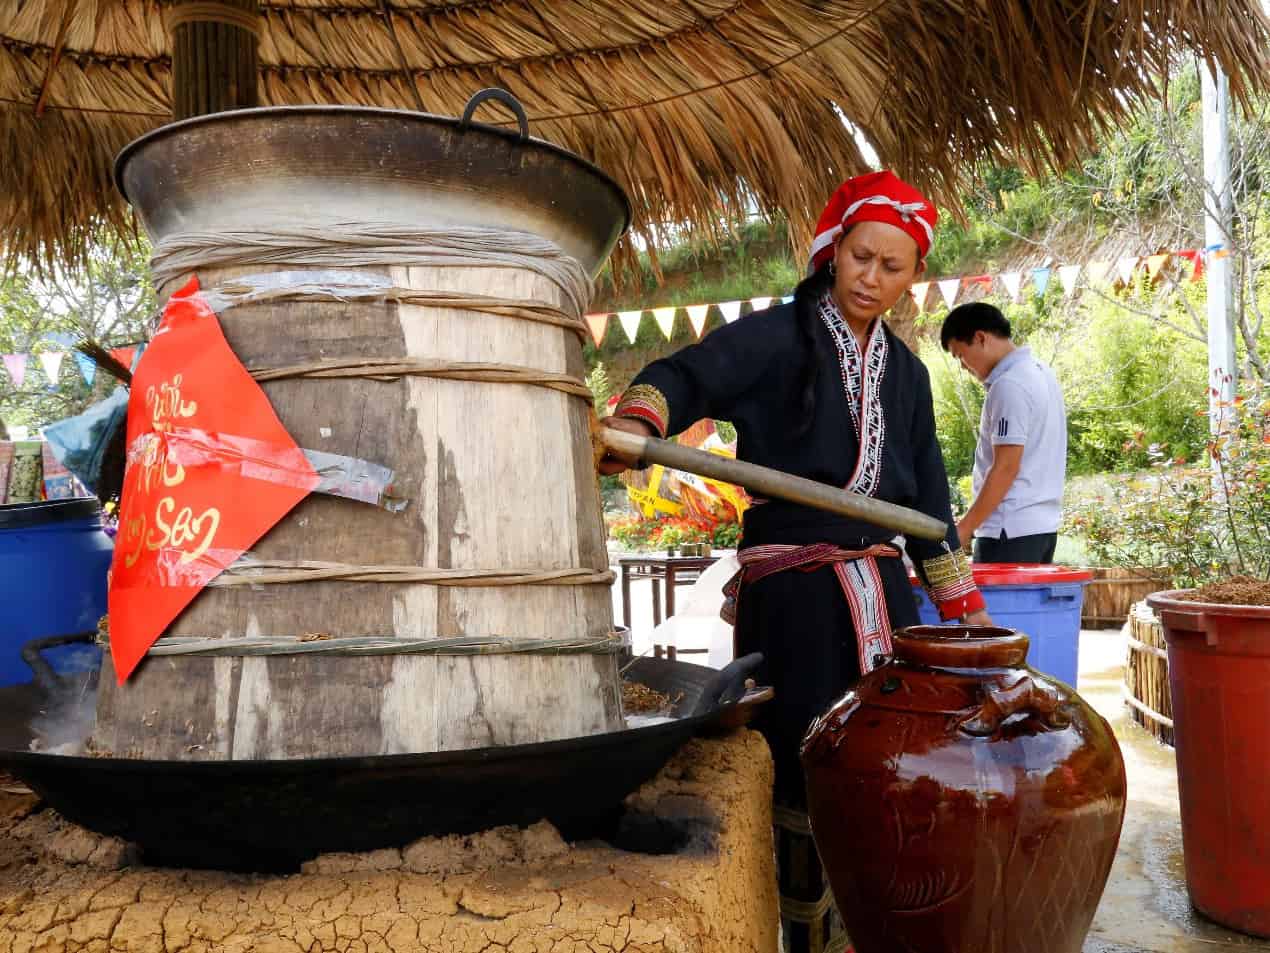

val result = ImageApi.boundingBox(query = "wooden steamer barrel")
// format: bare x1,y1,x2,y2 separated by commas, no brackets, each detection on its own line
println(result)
1123,600,1173,745
93,102,631,760
1081,566,1168,629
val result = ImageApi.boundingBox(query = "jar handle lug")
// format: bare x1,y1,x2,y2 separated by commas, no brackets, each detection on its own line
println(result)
958,674,1070,737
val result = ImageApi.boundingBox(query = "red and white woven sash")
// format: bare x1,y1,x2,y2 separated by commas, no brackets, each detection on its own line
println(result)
722,542,900,674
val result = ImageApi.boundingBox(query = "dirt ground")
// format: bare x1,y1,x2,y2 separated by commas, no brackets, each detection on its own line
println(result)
0,729,778,953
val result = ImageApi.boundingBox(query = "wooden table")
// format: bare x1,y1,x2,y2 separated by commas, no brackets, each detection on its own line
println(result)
618,553,726,659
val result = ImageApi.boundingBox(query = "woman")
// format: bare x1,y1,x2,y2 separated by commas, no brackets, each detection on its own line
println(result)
599,171,990,953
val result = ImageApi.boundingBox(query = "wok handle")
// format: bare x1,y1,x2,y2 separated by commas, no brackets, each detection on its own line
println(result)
460,88,530,142
21,632,95,695
598,426,948,542
691,652,764,717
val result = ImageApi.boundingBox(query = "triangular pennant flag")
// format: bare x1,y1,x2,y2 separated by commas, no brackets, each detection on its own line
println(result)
1086,261,1112,286
1000,272,1023,302
749,296,773,312
110,277,320,682
686,304,710,339
2,354,27,389
1175,249,1204,282
937,278,961,309
967,274,993,295
1030,267,1051,297
652,306,677,339
110,347,137,373
617,310,643,344
73,352,97,387
1115,257,1138,285
910,281,930,312
718,301,743,323
584,313,609,347
38,351,65,384
1058,265,1081,295
1144,254,1169,281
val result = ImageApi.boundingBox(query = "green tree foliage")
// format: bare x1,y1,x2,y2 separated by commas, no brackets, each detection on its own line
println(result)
1,235,154,433
1066,386,1270,585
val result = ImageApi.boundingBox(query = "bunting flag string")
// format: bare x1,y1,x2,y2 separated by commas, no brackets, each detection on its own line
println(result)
585,313,609,347
3,354,26,389
652,306,676,339
1086,261,1113,287
1144,254,1169,281
578,247,1203,349
966,275,993,295
73,352,97,387
1116,257,1138,285
686,304,710,338
0,342,145,393
109,347,137,373
1000,272,1023,302
1057,265,1082,295
1031,267,1051,297
617,310,642,344
37,352,65,385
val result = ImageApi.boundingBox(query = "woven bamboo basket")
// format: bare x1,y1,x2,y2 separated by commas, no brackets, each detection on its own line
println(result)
1082,566,1169,629
1122,600,1173,745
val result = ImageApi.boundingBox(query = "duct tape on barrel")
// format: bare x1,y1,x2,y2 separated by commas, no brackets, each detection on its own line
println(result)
130,427,407,511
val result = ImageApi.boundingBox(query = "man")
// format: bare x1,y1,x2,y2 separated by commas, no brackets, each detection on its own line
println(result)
941,302,1066,563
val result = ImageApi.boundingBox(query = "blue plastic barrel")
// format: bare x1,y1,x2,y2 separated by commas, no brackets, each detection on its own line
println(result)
0,499,113,686
910,564,1092,687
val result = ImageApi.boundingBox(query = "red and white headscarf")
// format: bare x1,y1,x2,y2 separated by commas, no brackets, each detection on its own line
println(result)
807,170,937,274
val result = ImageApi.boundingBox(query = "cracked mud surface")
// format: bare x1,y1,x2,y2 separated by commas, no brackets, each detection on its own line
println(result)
0,730,777,952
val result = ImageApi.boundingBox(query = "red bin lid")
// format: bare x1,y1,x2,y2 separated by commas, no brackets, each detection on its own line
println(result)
909,563,1093,586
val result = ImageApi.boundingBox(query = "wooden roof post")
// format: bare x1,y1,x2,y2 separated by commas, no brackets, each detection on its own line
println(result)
167,0,261,120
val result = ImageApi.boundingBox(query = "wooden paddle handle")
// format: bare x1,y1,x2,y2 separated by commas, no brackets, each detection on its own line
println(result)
598,426,948,542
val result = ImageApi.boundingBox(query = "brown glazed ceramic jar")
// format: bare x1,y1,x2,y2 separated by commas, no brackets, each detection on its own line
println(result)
801,626,1126,953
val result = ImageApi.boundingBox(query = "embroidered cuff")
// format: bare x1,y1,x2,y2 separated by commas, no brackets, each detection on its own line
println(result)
922,550,985,621
613,384,669,438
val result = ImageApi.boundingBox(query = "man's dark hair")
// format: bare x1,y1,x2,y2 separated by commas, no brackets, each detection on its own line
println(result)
940,302,1012,350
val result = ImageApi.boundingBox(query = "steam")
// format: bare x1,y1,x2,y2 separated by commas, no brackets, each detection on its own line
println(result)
29,668,99,756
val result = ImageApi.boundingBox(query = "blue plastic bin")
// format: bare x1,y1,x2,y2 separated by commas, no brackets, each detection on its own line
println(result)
0,499,113,686
910,563,1092,687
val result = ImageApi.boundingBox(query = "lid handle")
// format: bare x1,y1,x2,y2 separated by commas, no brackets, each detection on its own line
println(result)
460,88,529,142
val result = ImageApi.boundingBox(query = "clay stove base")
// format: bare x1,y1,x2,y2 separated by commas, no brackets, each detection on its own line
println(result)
0,730,778,953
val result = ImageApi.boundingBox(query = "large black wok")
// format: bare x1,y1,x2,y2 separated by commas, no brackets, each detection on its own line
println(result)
0,654,769,871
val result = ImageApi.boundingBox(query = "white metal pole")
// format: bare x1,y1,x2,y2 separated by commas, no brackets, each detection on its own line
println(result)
1201,62,1236,449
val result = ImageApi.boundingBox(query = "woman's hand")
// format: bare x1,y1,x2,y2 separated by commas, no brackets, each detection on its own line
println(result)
596,416,654,475
962,609,993,626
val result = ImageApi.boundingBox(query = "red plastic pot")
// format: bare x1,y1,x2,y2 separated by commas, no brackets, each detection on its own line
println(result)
1146,590,1270,937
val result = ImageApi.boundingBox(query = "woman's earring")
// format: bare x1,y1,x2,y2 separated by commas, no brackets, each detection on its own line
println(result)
828,260,837,276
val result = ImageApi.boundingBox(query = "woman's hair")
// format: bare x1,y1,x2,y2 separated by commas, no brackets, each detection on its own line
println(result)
790,263,834,438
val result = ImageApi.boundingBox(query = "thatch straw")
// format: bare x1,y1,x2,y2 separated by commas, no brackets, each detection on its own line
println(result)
2,1,1268,276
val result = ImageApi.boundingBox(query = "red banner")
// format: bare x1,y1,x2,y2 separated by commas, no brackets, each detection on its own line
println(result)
108,278,318,682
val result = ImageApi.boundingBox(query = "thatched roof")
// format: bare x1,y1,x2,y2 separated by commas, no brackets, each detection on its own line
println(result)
3,1,1268,274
